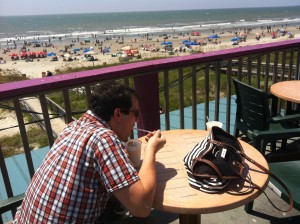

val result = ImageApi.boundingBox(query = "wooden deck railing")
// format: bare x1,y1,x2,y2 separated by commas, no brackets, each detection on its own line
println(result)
1,38,300,222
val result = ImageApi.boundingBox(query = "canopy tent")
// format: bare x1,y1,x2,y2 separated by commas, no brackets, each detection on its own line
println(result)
208,34,220,39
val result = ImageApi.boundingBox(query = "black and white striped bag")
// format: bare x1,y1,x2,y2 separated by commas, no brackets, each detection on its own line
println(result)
183,126,294,212
183,126,246,193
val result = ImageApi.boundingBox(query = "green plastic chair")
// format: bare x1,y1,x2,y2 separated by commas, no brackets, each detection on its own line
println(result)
244,160,300,214
268,160,300,210
233,79,300,155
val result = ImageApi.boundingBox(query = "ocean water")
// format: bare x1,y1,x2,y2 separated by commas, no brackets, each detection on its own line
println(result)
0,6,300,47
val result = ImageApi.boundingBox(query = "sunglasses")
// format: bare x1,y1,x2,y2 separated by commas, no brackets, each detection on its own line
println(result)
120,108,139,117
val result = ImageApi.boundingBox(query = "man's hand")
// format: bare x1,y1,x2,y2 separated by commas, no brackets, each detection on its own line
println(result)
145,130,166,153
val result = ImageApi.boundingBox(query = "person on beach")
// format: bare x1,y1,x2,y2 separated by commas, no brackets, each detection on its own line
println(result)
14,81,166,223
46,70,53,76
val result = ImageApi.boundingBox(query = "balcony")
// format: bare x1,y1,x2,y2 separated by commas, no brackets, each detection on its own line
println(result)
1,39,300,223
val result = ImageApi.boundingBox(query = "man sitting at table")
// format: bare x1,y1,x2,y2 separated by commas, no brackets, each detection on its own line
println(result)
14,81,166,223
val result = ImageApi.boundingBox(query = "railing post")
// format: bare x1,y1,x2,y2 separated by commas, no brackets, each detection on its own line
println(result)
134,73,160,137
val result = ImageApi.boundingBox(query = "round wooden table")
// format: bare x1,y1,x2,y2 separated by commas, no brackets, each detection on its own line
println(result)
270,80,300,103
140,129,269,224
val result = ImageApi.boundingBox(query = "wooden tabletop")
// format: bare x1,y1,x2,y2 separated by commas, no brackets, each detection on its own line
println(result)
140,129,269,216
270,80,300,103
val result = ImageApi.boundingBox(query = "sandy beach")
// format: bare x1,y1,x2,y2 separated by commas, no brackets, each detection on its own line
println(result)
1,25,300,79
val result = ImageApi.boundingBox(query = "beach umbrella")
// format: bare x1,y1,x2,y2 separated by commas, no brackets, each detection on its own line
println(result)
29,52,37,57
231,37,240,42
19,52,27,57
64,53,71,58
182,40,189,44
208,34,220,39
73,48,80,52
83,49,90,53
47,52,56,56
84,50,96,55
192,31,200,36
9,53,18,57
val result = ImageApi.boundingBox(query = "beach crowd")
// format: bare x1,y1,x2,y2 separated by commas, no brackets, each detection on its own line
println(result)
1,24,300,79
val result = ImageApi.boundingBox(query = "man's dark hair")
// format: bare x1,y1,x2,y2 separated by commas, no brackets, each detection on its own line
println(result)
89,81,139,121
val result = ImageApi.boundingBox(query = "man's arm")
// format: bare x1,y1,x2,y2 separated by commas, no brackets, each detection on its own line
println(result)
113,130,166,217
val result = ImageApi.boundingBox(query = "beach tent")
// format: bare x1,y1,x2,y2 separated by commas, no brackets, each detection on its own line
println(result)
184,41,197,46
47,52,56,57
73,48,80,52
231,37,240,42
161,41,172,46
83,49,90,53
208,34,220,39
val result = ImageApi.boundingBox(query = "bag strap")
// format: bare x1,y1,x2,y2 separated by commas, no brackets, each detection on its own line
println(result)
239,151,294,212
192,158,241,179
208,139,293,211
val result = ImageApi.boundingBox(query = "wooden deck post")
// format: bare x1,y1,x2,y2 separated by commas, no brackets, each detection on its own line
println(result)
134,73,160,137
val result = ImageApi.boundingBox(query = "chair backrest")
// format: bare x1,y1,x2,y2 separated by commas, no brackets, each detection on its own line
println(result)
233,79,271,132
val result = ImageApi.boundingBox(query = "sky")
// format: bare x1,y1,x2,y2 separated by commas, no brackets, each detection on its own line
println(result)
0,0,299,16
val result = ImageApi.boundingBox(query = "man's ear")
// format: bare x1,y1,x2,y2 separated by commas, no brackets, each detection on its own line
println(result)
113,108,121,119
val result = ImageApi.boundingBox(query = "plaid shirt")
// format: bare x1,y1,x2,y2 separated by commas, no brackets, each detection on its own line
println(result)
14,110,139,223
